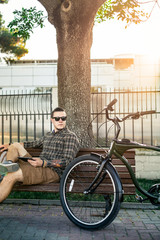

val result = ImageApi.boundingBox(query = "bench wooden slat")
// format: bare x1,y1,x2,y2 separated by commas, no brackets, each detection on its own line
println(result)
112,159,135,165
27,148,135,159
13,183,59,192
13,182,135,195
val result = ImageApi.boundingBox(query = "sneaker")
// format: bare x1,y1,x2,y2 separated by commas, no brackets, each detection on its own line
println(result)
0,161,19,174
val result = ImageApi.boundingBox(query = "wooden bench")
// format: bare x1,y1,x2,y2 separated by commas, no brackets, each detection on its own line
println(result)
12,148,135,195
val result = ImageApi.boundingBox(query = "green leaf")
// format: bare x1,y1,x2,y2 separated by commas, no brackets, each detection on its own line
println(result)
95,0,147,25
7,7,47,42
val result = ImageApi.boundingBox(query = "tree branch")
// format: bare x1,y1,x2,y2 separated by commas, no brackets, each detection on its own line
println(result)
38,0,61,11
38,0,106,25
79,0,106,17
38,0,62,24
94,0,106,9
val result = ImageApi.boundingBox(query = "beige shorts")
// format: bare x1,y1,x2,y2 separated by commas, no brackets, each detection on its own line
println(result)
5,142,59,185
19,160,60,185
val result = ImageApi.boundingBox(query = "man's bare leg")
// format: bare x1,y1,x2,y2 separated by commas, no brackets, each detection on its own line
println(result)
0,168,23,203
0,143,20,173
0,143,31,182
7,143,30,163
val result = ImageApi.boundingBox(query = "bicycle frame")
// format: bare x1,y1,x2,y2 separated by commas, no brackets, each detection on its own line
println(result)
87,99,159,202
108,139,160,200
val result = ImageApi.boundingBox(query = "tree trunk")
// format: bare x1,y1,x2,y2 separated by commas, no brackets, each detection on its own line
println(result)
56,3,94,147
57,32,93,147
38,0,105,147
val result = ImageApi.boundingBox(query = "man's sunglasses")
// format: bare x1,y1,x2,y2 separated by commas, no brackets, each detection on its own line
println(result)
52,116,67,121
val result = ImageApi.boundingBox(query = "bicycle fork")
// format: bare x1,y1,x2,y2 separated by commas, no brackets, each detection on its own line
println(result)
83,157,107,195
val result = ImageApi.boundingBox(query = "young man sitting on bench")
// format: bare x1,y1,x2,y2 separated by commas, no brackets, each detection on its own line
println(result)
0,107,80,203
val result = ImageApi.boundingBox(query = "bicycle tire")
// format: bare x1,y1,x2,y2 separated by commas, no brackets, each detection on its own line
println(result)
60,154,122,230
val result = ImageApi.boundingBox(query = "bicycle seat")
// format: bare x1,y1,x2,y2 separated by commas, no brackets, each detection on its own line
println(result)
115,139,141,146
116,139,131,144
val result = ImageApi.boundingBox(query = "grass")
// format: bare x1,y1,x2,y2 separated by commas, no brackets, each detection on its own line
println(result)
124,178,160,202
7,179,160,203
8,191,60,200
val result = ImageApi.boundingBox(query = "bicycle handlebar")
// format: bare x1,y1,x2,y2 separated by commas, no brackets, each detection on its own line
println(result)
105,99,156,122
122,110,156,122
122,110,156,121
139,110,156,116
105,99,156,139
107,98,117,111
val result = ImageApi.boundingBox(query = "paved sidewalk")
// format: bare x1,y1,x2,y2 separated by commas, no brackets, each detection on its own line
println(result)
0,202,159,240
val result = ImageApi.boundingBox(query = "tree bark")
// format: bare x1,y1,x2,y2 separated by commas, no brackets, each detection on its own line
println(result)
38,0,106,147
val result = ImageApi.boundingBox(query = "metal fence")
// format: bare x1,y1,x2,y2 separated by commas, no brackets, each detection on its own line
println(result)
0,89,52,144
0,87,160,147
91,87,160,147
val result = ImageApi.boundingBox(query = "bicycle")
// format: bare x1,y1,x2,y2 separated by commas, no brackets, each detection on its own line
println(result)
60,99,160,230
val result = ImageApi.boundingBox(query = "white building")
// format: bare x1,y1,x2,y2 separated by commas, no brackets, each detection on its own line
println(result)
0,55,160,91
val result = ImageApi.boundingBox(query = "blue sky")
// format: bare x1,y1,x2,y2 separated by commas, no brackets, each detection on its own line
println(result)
1,0,160,59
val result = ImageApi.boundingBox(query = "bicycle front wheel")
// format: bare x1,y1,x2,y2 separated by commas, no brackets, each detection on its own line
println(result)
60,155,122,230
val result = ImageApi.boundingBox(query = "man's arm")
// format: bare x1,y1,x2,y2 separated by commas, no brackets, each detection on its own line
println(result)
23,136,45,149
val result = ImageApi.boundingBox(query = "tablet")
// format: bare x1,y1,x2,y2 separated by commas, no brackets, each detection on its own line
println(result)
18,157,35,162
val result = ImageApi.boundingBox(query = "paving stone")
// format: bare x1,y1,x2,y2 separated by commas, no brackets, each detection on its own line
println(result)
0,203,159,240
45,233,58,240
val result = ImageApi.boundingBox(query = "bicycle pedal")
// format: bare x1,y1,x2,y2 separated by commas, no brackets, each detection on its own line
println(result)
136,194,144,202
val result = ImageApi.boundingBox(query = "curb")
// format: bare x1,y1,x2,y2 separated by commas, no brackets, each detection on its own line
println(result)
2,198,160,210
3,199,61,206
121,202,159,209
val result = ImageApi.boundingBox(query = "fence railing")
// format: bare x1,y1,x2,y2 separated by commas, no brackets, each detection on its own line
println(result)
0,87,160,147
91,87,160,147
0,89,52,144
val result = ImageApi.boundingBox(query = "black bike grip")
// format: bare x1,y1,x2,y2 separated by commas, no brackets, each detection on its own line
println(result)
140,110,156,116
107,99,117,111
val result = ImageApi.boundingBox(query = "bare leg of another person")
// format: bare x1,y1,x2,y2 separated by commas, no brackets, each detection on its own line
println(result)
0,168,23,203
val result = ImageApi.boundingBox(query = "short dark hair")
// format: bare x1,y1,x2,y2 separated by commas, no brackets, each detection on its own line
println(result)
51,107,66,118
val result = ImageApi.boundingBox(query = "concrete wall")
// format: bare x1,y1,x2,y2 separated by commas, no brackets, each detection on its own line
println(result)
0,64,57,88
0,55,160,89
136,150,160,179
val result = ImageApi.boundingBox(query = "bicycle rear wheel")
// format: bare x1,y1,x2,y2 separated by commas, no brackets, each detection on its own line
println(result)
60,155,122,230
